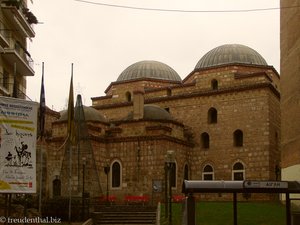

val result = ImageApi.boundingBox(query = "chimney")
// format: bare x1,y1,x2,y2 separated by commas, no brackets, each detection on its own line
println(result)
133,89,144,120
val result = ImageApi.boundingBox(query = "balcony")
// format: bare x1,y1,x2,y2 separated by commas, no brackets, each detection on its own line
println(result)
0,22,10,49
1,37,34,76
1,1,35,38
0,76,31,100
0,75,10,96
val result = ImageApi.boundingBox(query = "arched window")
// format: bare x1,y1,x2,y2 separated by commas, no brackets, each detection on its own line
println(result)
125,91,131,102
111,161,121,188
167,88,172,96
208,107,217,124
53,177,61,197
201,132,210,149
184,164,189,180
232,162,245,180
233,129,243,147
170,162,176,188
202,165,214,180
211,79,218,90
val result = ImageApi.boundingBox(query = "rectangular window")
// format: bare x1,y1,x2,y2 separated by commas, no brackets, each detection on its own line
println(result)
203,174,213,180
233,172,244,180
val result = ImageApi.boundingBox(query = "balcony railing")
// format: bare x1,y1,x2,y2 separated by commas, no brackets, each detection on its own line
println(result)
1,0,36,38
2,37,34,76
0,77,32,100
0,21,10,48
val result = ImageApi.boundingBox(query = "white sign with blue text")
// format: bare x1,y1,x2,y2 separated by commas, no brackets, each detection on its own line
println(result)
0,97,38,193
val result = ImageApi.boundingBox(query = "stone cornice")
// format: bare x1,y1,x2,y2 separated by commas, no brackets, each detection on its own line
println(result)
104,77,182,94
234,72,273,82
183,63,279,83
112,118,184,127
146,125,172,133
90,134,194,147
144,82,195,93
91,95,113,101
93,82,280,110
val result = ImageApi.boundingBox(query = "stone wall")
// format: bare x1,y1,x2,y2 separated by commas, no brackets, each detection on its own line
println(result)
280,0,300,169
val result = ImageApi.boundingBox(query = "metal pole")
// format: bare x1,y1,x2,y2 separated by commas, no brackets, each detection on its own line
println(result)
82,163,85,221
164,163,168,219
39,145,43,214
233,192,238,225
68,146,72,224
106,172,109,202
8,194,11,217
4,194,8,225
39,62,44,215
104,165,110,204
169,163,172,225
286,193,291,225
187,194,195,225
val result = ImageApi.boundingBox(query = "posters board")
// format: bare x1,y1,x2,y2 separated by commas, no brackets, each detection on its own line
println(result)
0,97,38,193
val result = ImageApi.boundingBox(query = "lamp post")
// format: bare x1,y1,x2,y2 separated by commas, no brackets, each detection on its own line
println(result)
164,162,168,220
165,150,175,225
81,157,86,221
104,164,110,204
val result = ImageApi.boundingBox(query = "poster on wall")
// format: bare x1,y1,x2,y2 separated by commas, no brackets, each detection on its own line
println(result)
0,97,38,193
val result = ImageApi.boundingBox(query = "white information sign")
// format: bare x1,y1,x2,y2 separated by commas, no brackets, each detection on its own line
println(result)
244,180,288,189
0,97,38,193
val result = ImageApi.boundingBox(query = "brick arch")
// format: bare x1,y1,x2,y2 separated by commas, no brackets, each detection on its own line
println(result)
231,159,246,180
231,159,246,168
200,160,216,170
208,107,218,124
200,161,216,180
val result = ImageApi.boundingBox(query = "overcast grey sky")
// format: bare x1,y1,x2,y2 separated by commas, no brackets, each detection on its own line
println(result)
26,0,280,111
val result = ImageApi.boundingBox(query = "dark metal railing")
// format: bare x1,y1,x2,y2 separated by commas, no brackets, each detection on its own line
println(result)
0,78,32,100
4,37,34,70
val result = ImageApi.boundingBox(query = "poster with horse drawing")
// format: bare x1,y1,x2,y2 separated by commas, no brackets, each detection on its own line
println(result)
0,97,38,193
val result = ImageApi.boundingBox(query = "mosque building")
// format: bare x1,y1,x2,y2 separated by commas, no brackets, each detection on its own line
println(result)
42,43,281,202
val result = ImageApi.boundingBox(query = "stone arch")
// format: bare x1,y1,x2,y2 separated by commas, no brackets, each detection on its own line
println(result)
208,107,218,124
232,160,246,180
201,132,210,149
233,129,244,147
211,79,218,90
111,159,122,189
201,163,214,180
125,91,132,102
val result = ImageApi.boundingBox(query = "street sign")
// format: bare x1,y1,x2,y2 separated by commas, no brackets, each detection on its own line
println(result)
243,180,288,189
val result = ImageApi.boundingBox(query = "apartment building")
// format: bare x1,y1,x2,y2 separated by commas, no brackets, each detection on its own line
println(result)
0,0,36,99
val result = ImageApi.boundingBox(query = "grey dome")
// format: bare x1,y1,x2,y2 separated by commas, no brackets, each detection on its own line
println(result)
195,44,268,69
126,105,173,121
117,60,181,82
58,106,107,122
